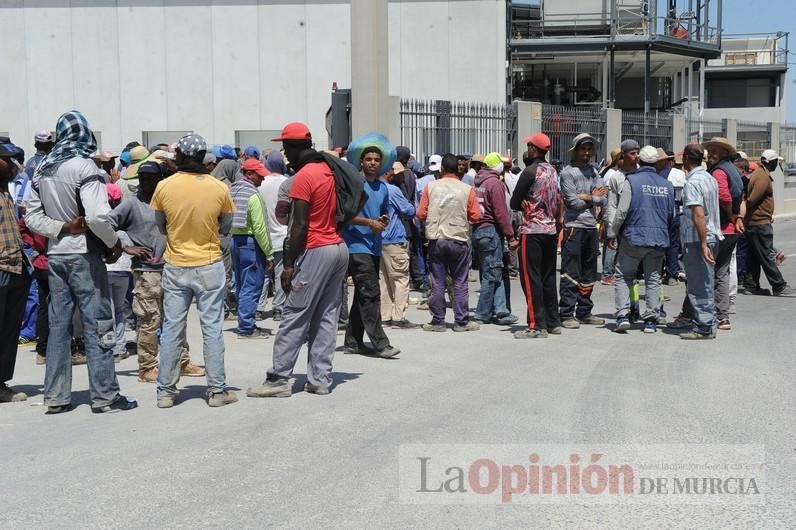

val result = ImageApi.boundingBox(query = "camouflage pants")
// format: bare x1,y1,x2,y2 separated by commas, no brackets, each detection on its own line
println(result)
132,270,190,371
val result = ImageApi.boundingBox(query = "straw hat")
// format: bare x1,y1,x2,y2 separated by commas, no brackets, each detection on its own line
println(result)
702,137,736,155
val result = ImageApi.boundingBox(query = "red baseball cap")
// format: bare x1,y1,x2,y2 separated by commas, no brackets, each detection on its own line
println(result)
241,158,268,176
522,132,552,151
271,122,312,142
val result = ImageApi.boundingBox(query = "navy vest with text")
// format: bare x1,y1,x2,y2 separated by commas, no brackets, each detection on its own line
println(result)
621,166,675,249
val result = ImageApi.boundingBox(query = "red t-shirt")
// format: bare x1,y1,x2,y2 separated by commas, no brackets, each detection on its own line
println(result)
289,161,343,249
711,168,736,235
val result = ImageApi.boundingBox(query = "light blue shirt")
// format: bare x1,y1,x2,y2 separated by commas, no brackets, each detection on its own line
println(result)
681,166,724,245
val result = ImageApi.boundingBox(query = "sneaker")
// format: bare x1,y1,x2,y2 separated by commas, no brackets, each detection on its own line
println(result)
561,318,581,329
422,323,446,332
676,272,687,282
247,378,292,398
157,396,175,409
35,354,46,365
376,346,401,358
578,314,605,326
391,319,420,329
180,362,206,377
18,336,36,346
514,329,548,339
382,319,393,328
138,367,158,383
304,382,331,395
273,310,283,322
495,314,519,326
45,404,73,415
207,390,238,408
717,319,731,330
773,285,795,296
342,344,369,355
113,350,130,363
453,321,480,332
643,320,657,334
666,316,692,329
91,395,138,414
614,316,631,333
680,331,715,340
0,383,27,402
600,275,616,286
743,286,771,296
71,353,87,365
470,315,493,325
547,326,563,335
238,328,271,339
417,301,429,310
656,316,668,326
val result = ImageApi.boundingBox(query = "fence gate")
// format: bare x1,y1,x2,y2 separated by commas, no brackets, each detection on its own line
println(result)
541,104,606,163
400,99,512,163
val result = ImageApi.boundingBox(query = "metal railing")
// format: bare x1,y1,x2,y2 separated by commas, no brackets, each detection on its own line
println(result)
399,99,512,162
686,119,725,143
621,110,674,150
736,121,770,159
541,104,606,163
780,126,796,193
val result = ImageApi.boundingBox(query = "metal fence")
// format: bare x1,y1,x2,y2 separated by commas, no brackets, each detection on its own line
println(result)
621,110,674,151
686,118,725,143
541,104,606,163
781,126,796,195
736,121,770,159
399,99,512,163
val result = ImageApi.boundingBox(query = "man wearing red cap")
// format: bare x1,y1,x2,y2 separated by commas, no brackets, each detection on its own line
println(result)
229,158,274,338
248,123,349,397
510,133,562,338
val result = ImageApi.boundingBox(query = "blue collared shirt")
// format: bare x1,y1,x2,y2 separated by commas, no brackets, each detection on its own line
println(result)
382,182,416,244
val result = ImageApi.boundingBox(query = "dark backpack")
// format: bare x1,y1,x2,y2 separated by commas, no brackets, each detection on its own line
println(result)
301,151,367,228
712,159,744,215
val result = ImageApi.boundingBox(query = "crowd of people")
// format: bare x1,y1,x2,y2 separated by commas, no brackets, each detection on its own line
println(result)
0,110,791,413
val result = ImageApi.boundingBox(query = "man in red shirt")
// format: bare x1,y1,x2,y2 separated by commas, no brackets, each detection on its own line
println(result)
703,138,744,331
247,123,349,397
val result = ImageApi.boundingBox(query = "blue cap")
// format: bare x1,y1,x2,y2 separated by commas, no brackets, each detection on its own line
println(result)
119,151,131,166
219,144,236,160
244,146,260,158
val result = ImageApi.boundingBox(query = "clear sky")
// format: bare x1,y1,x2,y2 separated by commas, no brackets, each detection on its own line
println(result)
722,0,795,123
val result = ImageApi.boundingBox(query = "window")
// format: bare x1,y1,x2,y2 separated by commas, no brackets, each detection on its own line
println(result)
234,130,283,155
706,78,777,108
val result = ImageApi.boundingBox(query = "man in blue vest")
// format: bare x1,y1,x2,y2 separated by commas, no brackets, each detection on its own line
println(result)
606,145,675,334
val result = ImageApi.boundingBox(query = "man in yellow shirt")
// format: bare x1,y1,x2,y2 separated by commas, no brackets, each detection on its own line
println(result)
230,158,273,338
150,133,237,409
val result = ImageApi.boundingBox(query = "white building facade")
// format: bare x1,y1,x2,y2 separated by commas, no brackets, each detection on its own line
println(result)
0,0,506,155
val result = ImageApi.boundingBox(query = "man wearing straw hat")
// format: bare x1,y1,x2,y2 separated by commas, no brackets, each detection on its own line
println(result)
558,133,608,329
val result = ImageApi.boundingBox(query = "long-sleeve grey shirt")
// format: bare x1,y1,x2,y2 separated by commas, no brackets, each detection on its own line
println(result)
559,163,606,229
108,195,166,271
24,157,118,254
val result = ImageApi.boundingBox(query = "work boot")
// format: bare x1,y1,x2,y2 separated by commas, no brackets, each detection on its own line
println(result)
561,318,580,329
453,321,480,332
547,326,563,335
666,316,692,329
513,329,548,339
157,395,175,409
304,382,331,395
0,383,27,403
495,314,519,326
422,322,446,332
247,378,292,398
138,367,158,383
71,353,87,365
376,346,401,358
578,314,605,326
180,362,205,377
207,390,238,408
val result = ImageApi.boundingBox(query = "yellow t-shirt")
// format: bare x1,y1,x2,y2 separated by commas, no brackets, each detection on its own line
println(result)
150,171,234,267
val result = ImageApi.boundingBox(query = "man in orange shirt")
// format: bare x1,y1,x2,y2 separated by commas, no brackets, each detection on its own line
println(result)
417,153,481,332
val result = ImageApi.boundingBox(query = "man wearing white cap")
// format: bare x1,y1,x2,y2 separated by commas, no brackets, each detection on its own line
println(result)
607,146,675,333
743,149,794,296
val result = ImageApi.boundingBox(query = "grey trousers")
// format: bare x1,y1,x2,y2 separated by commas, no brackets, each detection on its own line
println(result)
714,234,738,321
267,243,349,389
614,241,665,320
257,251,286,313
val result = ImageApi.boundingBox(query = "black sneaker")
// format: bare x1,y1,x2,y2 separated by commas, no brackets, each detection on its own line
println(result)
91,395,138,414
391,319,420,329
45,404,73,415
773,285,795,296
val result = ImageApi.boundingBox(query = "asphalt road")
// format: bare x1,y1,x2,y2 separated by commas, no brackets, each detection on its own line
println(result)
2,221,795,528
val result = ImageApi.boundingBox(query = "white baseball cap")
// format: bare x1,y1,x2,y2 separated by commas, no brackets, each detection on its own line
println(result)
34,130,53,142
737,151,748,160
760,149,783,162
428,154,442,172
639,145,659,164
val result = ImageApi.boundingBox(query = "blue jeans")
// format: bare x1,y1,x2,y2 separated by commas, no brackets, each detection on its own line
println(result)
473,226,510,321
157,260,227,397
45,254,120,407
231,235,266,334
681,241,719,335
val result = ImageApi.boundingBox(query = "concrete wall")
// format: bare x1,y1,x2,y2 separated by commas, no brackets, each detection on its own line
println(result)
702,108,785,125
0,0,505,156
